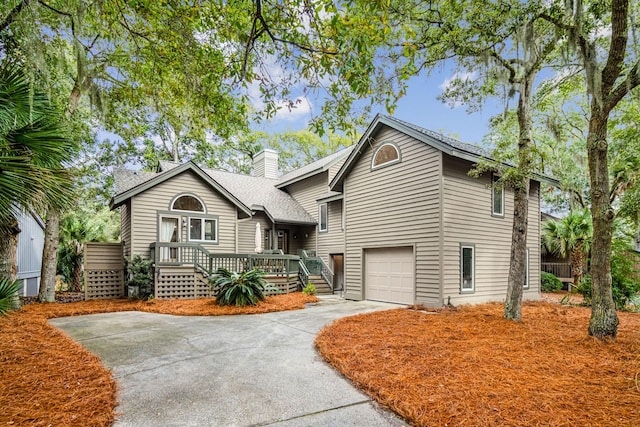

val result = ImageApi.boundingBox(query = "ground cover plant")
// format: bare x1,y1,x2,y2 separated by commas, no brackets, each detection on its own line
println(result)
0,292,318,426
316,302,640,426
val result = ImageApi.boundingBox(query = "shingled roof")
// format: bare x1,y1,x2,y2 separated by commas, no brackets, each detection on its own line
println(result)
112,161,316,224
276,146,354,188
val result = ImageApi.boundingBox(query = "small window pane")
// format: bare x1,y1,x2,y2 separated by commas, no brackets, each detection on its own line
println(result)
493,187,503,215
492,176,504,216
373,144,399,168
524,249,530,289
173,195,204,212
319,204,328,232
189,218,202,240
204,220,215,241
462,247,474,290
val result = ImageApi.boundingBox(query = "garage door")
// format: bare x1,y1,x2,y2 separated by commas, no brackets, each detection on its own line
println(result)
365,247,414,304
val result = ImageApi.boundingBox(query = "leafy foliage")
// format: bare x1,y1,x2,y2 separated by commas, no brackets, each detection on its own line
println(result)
542,210,592,288
541,272,563,292
577,239,640,310
302,282,317,296
211,268,268,307
57,205,120,291
0,61,76,230
0,277,19,316
126,255,154,299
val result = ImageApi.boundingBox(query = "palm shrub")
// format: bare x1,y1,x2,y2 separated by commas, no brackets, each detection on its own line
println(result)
211,268,268,307
0,277,20,316
541,272,563,292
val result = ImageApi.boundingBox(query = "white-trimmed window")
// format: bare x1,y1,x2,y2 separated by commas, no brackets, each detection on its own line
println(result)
492,174,504,217
188,217,217,242
319,203,328,232
172,194,205,212
524,248,530,289
371,142,400,169
460,244,475,293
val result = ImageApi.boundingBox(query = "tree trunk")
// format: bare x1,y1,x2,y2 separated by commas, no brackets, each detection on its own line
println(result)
587,110,619,338
504,77,533,321
38,209,60,302
571,244,584,291
71,260,83,292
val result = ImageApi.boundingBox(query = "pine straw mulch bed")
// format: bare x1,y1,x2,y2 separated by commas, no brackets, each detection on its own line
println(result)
0,292,318,427
316,301,640,427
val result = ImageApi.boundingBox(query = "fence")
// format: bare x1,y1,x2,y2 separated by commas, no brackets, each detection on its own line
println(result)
84,242,125,299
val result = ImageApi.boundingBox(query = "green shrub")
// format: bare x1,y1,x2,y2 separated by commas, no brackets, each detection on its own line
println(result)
211,268,268,307
126,255,154,299
0,277,20,316
576,275,592,305
302,282,317,295
541,272,563,292
610,240,640,309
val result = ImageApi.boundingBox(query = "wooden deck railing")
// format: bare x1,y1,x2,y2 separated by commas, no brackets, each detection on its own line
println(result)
150,242,301,277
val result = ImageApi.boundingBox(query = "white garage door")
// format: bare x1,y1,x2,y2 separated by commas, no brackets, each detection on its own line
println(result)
365,247,414,304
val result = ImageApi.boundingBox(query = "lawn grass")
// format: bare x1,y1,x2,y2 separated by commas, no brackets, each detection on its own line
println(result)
0,292,318,426
316,301,640,426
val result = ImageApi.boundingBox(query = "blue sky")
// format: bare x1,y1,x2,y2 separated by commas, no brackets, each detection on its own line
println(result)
251,67,505,146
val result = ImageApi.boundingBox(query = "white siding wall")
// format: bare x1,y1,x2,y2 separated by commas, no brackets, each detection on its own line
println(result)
442,155,541,305
130,170,237,257
16,210,44,280
344,126,441,305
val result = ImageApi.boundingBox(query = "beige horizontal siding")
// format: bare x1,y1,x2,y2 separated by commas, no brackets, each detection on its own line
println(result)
84,242,123,270
344,126,441,305
442,155,541,305
237,212,271,254
317,199,345,263
130,170,237,258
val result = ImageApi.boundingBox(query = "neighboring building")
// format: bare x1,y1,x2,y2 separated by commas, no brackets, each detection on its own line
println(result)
15,209,45,297
110,114,552,306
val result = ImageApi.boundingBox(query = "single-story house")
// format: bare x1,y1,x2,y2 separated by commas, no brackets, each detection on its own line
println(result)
109,114,551,306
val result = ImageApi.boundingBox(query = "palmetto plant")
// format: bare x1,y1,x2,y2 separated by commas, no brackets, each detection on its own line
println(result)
211,268,268,307
0,62,76,229
542,209,592,290
0,277,19,316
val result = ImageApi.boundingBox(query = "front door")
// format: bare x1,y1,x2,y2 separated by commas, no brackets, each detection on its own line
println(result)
331,254,344,291
278,230,289,254
159,216,179,262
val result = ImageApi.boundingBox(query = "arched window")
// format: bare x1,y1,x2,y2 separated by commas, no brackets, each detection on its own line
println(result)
371,143,400,169
171,195,205,212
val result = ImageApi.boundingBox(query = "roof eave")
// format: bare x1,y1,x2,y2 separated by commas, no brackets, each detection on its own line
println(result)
276,167,324,189
109,162,253,216
329,114,559,190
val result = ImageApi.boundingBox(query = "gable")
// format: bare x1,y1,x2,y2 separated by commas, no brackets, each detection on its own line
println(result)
110,162,251,218
330,114,558,192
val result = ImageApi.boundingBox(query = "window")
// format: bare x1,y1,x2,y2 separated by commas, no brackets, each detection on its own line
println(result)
492,174,504,217
189,217,217,242
172,195,205,212
319,203,328,232
460,244,475,292
524,248,530,289
371,142,400,169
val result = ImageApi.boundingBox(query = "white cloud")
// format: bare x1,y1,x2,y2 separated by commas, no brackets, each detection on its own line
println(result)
439,71,478,92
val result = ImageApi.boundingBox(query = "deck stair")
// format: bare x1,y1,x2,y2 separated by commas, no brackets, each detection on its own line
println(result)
307,274,333,295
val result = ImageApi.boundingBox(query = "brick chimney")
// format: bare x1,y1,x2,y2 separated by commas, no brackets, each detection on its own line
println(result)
253,149,278,179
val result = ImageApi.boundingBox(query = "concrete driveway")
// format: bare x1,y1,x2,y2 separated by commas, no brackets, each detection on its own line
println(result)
49,298,407,426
